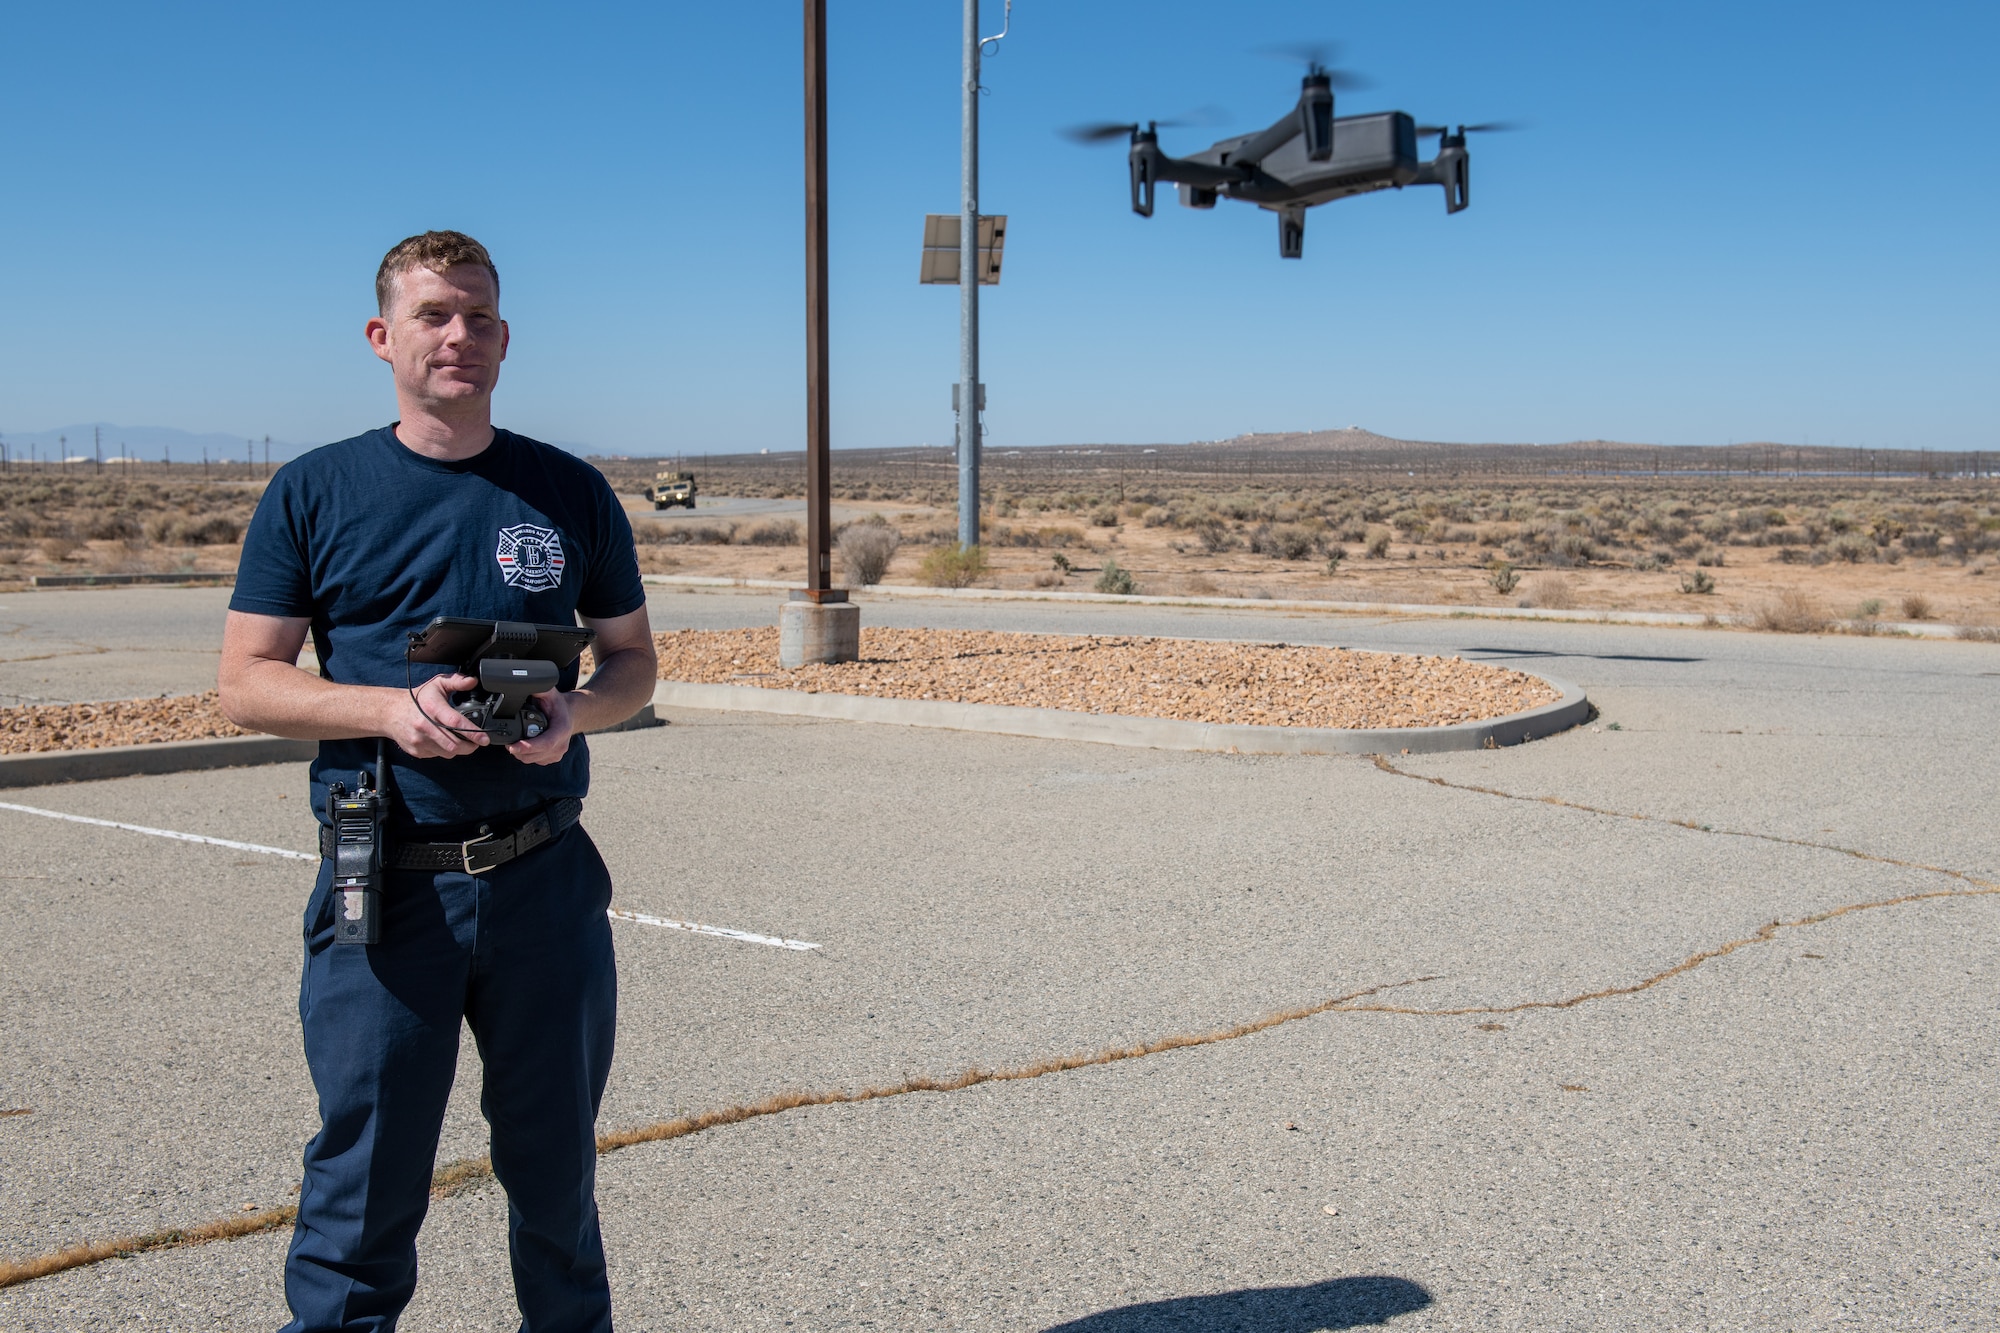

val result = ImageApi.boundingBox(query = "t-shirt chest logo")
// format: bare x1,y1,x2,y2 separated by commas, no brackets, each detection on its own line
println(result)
495,523,567,592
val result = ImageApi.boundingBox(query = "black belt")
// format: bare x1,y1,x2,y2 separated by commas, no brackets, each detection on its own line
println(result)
320,797,583,875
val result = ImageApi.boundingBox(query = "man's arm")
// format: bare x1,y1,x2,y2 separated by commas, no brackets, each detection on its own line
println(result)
218,611,485,758
506,605,658,766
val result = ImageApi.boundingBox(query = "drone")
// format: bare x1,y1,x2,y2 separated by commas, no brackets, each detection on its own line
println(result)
1066,48,1511,258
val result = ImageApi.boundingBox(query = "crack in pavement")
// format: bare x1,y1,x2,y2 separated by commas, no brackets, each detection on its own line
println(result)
1368,754,1996,890
6,760,1998,1291
0,646,111,665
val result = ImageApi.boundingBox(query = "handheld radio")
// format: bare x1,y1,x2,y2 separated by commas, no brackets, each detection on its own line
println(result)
327,742,391,946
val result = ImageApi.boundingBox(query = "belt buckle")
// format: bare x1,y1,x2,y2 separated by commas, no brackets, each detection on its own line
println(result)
461,833,508,876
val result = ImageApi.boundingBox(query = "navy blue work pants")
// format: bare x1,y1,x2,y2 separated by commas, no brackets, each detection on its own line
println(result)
280,826,617,1333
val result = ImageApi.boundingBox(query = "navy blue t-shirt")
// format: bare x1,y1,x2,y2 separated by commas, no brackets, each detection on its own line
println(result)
230,426,646,830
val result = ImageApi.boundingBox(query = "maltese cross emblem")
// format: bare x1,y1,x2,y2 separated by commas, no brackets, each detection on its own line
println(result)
495,523,566,592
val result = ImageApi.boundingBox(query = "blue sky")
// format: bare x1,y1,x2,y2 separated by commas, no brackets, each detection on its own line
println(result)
2,0,1994,457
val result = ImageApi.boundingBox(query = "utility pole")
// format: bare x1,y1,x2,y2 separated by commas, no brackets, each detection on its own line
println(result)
953,1,1010,548
956,0,982,549
778,0,857,667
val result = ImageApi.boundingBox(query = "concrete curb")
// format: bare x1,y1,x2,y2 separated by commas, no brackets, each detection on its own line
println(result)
0,735,317,788
641,574,1964,638
30,572,236,588
0,706,664,789
651,678,1586,755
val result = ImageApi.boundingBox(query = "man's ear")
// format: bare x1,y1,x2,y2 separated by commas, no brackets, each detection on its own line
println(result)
366,315,392,364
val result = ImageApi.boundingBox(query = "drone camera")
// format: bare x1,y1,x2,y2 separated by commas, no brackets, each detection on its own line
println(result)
1178,184,1218,209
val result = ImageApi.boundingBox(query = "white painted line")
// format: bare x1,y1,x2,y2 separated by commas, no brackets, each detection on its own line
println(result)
0,800,820,952
0,800,317,860
607,907,822,952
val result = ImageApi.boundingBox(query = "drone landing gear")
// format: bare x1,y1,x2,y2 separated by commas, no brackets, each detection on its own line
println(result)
1278,208,1307,259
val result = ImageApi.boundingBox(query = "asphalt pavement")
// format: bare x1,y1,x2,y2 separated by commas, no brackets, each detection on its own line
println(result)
1,586,1996,1329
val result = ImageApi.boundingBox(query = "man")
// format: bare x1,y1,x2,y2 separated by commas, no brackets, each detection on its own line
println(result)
219,230,656,1332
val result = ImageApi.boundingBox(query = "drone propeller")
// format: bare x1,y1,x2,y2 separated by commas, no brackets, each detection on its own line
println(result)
1059,107,1227,145
1062,122,1144,144
1416,121,1524,137
1252,40,1371,90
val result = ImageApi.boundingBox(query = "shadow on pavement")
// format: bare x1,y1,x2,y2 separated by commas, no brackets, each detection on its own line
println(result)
1041,1275,1432,1331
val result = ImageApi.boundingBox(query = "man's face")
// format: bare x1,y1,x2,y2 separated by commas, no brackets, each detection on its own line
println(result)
365,264,509,410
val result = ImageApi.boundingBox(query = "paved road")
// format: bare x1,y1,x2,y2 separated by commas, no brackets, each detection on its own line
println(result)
1,588,1996,1329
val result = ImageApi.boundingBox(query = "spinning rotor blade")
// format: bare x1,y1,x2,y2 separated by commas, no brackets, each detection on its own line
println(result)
1059,108,1227,145
1252,40,1371,90
1416,121,1525,136
1062,122,1140,143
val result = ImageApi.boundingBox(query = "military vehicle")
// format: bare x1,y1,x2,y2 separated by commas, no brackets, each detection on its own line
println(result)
648,469,697,510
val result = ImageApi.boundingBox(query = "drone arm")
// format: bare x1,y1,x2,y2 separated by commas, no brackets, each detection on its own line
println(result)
1224,112,1304,171
1129,143,1244,217
1412,145,1470,213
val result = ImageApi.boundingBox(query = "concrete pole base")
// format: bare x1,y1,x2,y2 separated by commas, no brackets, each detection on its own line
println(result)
779,599,860,667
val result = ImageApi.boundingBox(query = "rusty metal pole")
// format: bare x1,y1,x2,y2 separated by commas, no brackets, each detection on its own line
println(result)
780,0,857,667
801,0,842,605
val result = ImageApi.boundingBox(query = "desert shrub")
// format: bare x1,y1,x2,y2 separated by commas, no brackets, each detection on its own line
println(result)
1389,509,1430,539
1900,593,1934,621
1363,527,1392,558
1902,529,1941,556
918,542,988,588
1248,523,1315,560
1696,548,1726,567
1141,506,1170,527
836,524,900,586
1196,520,1237,554
1679,569,1716,594
1093,559,1136,595
1521,573,1578,610
1489,562,1519,594
1032,568,1063,588
1325,547,1345,574
739,519,801,546
1855,598,1884,619
1089,504,1120,527
658,523,736,546
39,537,80,562
140,514,242,545
82,511,142,541
1546,531,1596,566
1750,589,1832,634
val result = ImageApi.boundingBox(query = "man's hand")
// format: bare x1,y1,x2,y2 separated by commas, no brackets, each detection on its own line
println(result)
220,612,497,756
396,672,490,758
507,687,575,766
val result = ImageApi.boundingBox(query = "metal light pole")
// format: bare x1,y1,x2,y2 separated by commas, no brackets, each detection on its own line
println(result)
956,0,981,549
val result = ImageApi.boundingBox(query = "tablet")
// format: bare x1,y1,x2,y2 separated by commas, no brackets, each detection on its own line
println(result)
405,616,597,670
